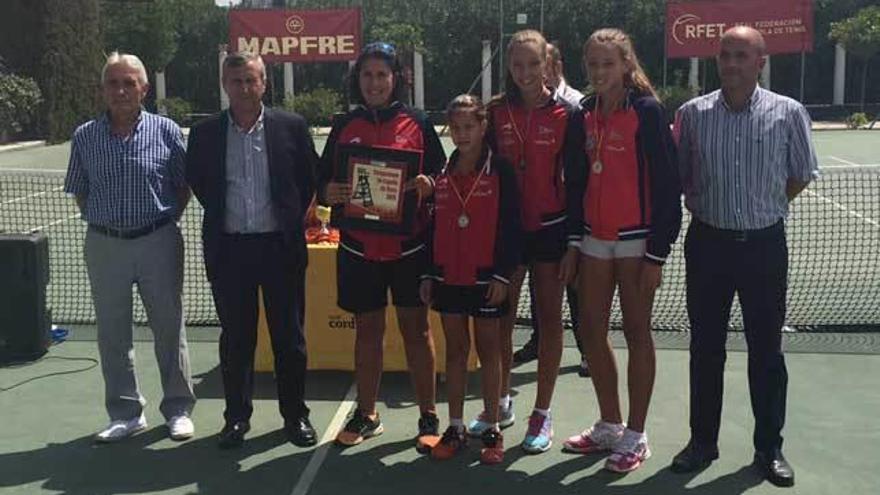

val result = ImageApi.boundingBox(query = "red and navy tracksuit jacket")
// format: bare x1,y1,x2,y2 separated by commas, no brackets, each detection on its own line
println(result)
422,147,523,286
317,102,446,261
564,92,682,264
488,94,575,233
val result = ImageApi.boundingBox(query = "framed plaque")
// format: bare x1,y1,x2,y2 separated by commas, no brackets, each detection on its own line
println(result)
330,144,423,234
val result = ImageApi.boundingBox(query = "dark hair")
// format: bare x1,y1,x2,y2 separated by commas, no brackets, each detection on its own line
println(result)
348,42,407,107
490,29,548,108
222,51,266,80
446,94,487,122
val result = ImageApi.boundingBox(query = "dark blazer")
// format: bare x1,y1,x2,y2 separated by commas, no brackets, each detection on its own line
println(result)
185,107,317,281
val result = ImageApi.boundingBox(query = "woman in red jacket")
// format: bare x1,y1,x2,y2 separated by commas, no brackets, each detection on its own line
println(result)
467,29,575,454
319,42,446,451
560,28,682,473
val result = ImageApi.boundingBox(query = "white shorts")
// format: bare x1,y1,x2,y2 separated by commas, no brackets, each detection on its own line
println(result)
576,236,646,260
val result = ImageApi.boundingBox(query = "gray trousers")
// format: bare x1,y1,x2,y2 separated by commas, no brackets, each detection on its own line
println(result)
85,222,196,421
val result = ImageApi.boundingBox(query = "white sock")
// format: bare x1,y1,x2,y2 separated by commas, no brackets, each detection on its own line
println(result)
500,395,511,411
623,428,646,442
533,407,550,417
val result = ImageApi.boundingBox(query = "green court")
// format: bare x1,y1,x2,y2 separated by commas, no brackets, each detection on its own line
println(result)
1,335,879,494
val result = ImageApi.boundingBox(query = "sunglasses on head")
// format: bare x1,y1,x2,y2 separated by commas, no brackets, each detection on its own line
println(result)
361,42,397,58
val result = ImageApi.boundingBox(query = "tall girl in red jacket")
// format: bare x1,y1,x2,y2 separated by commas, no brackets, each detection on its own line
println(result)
420,94,522,465
467,29,576,454
560,28,681,473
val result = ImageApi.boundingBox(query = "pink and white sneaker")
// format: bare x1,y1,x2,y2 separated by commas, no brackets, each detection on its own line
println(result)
562,420,624,454
604,429,652,473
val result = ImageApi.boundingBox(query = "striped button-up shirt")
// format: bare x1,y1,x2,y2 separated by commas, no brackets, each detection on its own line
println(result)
224,107,279,233
675,87,819,230
64,111,186,230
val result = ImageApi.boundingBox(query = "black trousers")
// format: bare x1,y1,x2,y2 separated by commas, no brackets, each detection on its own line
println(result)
685,219,788,454
211,233,308,425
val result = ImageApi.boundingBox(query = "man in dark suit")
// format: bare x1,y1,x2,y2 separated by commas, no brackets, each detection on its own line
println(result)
186,52,318,449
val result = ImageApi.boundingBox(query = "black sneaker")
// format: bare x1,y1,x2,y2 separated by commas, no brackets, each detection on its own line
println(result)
513,340,539,363
578,356,591,378
335,409,383,446
416,411,440,453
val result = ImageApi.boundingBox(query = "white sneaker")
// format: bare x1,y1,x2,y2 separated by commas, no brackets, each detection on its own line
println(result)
167,415,195,441
94,414,147,443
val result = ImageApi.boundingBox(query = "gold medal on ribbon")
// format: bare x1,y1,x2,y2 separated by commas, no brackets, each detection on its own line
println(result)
592,160,603,174
444,152,491,232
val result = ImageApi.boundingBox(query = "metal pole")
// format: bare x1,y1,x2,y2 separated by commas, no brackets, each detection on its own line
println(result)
662,19,668,88
499,0,504,93
799,52,805,103
540,0,544,33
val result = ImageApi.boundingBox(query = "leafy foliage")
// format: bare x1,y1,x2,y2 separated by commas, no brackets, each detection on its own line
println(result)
282,87,343,127
0,73,43,137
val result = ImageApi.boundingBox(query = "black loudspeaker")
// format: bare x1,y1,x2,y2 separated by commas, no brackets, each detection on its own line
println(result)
0,233,50,363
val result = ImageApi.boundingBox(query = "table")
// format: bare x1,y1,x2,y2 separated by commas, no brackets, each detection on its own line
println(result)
255,244,478,372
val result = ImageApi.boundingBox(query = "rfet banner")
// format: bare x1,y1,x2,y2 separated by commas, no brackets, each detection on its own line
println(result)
666,0,813,58
228,8,362,63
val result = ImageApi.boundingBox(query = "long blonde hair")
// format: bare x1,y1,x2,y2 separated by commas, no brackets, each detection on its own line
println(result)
584,28,658,100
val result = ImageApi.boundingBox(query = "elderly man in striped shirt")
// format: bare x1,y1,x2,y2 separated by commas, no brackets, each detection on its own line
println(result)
65,52,196,443
670,27,818,487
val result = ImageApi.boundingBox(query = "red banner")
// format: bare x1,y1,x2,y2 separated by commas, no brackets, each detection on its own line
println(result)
228,8,362,63
665,0,813,58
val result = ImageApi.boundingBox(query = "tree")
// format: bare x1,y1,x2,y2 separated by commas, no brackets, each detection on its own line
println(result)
101,0,179,74
40,0,103,142
830,6,880,110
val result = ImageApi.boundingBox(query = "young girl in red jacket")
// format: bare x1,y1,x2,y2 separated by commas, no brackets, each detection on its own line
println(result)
560,28,682,473
420,94,522,464
469,29,576,454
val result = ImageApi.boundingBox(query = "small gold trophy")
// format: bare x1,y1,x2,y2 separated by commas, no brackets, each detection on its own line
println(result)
315,205,332,236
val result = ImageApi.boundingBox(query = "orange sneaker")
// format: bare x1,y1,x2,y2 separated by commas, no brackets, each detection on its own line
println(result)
431,426,467,460
335,409,383,447
480,428,504,465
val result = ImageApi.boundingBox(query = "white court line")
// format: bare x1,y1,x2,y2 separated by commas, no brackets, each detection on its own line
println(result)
828,155,861,166
1,186,64,205
0,167,66,173
290,382,357,495
820,163,880,169
29,213,81,232
805,190,880,229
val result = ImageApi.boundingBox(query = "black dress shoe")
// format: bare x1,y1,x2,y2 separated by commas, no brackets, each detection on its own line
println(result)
286,416,318,447
670,439,719,473
218,421,250,449
754,449,795,487
513,340,539,363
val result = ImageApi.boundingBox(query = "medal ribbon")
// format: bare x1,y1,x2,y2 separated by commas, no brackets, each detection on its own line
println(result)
447,151,491,217
505,102,533,170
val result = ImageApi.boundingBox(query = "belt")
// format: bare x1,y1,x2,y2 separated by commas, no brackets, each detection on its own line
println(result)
221,231,282,240
89,217,172,240
691,218,783,242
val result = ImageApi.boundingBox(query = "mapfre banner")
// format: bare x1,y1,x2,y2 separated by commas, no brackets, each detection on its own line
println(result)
666,0,813,58
228,8,362,63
